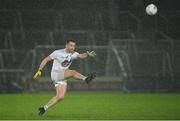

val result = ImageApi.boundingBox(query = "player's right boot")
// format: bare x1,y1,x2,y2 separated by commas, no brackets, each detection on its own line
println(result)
85,72,96,84
38,107,45,116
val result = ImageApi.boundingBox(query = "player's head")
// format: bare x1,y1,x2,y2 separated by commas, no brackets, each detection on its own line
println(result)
65,39,76,53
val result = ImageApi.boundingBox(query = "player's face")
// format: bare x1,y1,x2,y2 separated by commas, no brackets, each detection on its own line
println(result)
66,42,76,53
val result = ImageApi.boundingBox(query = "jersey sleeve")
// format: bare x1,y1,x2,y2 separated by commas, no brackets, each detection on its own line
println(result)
71,52,79,60
49,50,57,60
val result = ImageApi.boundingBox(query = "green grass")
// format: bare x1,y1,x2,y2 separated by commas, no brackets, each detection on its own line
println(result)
0,92,179,120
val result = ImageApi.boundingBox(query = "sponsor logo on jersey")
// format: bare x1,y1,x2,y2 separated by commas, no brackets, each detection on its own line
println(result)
61,55,72,67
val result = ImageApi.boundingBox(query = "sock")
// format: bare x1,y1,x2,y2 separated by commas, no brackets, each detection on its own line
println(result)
44,105,48,111
83,77,87,81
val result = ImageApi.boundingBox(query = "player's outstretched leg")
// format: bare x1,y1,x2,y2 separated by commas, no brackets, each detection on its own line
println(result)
38,84,67,116
64,69,96,83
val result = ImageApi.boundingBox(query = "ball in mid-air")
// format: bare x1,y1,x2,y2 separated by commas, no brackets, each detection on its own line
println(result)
146,4,158,16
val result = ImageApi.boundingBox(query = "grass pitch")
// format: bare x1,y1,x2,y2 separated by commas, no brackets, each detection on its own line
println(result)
0,92,179,120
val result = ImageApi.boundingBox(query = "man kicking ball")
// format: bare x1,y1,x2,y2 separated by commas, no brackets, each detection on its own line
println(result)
33,39,96,115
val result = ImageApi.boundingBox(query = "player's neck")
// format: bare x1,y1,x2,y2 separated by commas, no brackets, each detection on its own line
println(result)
65,48,71,53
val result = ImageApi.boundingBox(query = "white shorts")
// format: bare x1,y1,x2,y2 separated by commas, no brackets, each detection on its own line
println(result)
51,70,67,87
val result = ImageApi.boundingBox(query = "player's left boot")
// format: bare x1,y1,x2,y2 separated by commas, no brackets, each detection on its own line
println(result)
85,72,96,84
38,107,45,116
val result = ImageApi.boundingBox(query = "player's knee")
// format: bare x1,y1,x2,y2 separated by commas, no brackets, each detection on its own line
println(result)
56,95,64,101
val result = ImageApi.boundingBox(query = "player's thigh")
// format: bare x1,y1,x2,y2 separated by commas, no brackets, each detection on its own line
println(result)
55,84,67,98
64,69,76,79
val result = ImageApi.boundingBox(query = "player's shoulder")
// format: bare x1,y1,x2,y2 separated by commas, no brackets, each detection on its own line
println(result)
54,49,65,53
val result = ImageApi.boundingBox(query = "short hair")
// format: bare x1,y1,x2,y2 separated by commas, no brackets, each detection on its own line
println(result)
66,39,76,44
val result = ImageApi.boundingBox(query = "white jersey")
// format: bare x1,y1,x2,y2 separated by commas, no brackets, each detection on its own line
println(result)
49,49,79,72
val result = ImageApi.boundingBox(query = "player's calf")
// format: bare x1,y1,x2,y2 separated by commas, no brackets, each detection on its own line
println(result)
64,69,86,80
64,69,77,79
64,69,96,83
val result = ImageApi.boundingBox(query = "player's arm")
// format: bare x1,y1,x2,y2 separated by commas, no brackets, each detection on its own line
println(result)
77,51,96,59
39,56,52,70
77,53,88,59
33,56,53,79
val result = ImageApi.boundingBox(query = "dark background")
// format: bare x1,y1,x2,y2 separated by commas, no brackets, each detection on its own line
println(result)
0,0,180,93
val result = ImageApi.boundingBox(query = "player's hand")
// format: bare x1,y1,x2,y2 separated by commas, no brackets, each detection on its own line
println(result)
87,51,96,57
33,69,42,79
